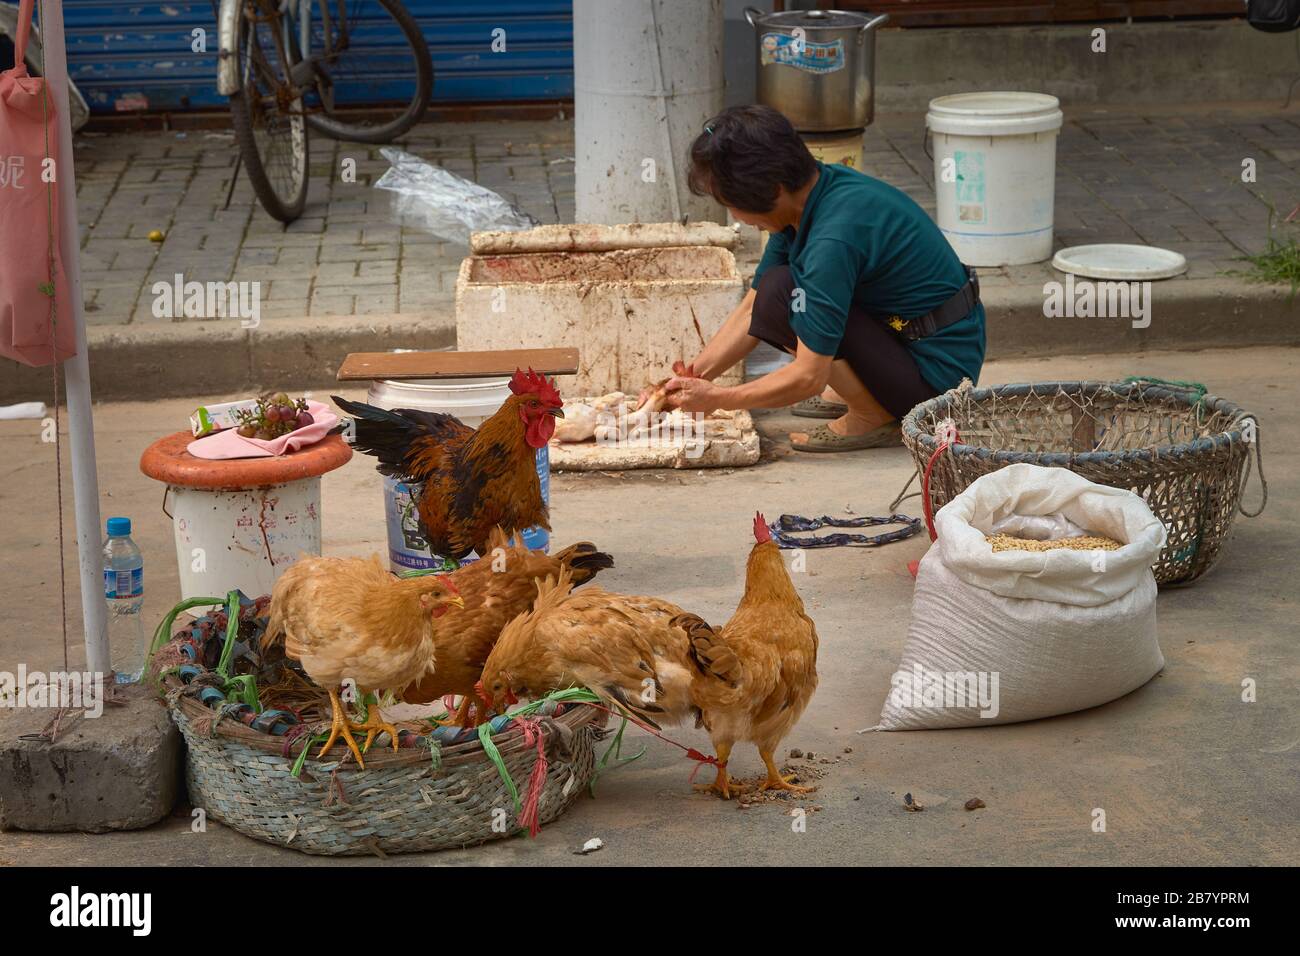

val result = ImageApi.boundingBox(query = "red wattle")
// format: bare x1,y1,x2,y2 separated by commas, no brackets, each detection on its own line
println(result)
525,414,555,449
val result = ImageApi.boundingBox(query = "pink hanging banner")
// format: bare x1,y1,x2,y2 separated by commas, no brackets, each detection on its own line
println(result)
0,0,75,367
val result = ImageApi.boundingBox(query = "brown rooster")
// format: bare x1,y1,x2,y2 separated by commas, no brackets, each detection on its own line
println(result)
671,513,819,798
479,567,704,729
332,368,564,561
263,555,465,768
400,528,614,725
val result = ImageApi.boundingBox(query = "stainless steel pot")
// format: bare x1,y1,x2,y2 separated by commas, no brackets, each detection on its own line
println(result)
744,7,889,133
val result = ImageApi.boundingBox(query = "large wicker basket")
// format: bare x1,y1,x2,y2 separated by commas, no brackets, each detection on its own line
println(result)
168,678,608,856
901,380,1265,586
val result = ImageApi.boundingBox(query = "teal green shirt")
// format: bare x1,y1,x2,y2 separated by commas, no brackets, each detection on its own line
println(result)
753,162,986,393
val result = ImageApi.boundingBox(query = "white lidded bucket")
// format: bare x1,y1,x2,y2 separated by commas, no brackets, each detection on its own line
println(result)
926,91,1063,266
168,481,322,600
366,376,551,572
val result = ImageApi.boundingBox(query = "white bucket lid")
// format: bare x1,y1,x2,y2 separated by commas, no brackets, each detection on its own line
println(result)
1052,243,1188,280
927,91,1063,137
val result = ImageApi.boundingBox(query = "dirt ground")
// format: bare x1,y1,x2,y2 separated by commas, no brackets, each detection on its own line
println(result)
1,346,1296,866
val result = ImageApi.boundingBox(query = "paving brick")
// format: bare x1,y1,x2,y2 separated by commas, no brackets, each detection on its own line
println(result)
62,109,1300,334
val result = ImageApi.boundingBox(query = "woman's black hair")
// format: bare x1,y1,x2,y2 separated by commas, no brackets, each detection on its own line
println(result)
687,105,818,214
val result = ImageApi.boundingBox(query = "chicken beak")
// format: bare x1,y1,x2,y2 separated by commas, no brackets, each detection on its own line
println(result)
547,406,565,418
447,595,466,610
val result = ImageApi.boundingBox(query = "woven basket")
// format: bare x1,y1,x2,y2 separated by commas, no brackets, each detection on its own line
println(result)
167,677,608,856
901,380,1265,586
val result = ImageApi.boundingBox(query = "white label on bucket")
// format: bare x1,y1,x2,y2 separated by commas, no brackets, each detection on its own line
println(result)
760,33,845,74
954,150,986,224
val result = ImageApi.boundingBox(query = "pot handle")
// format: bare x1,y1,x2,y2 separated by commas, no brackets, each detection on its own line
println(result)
860,13,890,32
743,6,763,29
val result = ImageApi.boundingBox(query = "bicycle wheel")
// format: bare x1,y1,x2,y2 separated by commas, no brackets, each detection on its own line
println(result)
229,1,310,223
303,0,433,144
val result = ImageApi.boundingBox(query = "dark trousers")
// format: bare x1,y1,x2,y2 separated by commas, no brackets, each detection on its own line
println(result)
748,264,938,420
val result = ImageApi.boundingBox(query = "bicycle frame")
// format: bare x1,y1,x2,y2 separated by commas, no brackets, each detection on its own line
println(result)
218,0,350,97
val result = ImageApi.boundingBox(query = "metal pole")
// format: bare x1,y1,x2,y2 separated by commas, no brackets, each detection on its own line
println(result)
38,0,108,673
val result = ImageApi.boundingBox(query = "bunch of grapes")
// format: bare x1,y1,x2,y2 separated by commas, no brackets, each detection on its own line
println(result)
234,393,314,440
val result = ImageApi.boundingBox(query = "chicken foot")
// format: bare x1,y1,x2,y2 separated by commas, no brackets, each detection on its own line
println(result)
352,706,402,756
756,750,815,794
693,742,747,799
319,689,367,768
318,689,401,769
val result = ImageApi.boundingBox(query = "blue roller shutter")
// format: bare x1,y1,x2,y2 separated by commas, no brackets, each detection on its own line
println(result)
60,0,573,114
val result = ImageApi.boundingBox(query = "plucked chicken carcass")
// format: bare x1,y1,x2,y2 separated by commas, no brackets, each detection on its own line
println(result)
400,528,614,725
478,567,703,729
263,554,464,768
332,368,564,561
671,513,819,798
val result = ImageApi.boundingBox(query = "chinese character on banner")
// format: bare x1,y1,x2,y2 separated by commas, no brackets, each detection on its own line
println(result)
0,155,25,189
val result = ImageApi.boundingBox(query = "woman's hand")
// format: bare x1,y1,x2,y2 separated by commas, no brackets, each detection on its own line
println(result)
664,375,725,413
639,360,700,408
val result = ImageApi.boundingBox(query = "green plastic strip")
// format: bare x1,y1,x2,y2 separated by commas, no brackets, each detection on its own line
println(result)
214,590,242,679
475,687,604,813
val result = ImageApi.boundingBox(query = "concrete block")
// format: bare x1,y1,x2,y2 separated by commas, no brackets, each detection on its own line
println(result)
0,685,181,833
456,226,745,394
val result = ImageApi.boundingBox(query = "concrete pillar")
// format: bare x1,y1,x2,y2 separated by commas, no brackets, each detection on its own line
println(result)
574,0,726,225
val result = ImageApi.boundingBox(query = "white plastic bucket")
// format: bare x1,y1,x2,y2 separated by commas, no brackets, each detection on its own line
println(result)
167,481,321,600
926,91,1063,266
366,377,551,572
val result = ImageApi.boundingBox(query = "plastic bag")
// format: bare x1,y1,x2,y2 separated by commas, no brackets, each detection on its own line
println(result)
374,146,538,245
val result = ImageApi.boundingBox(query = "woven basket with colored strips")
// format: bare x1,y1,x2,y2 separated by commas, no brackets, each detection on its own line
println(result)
901,379,1266,586
167,679,607,856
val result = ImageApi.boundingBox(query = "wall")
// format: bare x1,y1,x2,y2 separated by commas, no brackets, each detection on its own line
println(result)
725,12,1300,113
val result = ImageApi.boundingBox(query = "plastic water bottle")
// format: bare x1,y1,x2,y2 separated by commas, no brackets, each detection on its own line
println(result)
103,516,145,683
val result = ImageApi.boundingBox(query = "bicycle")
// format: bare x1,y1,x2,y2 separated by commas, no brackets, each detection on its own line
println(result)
216,0,434,222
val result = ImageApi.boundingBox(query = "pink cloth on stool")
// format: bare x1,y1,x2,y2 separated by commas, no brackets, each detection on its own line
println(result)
187,400,339,460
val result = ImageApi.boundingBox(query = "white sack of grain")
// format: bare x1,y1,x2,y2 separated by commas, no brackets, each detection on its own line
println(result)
873,463,1167,731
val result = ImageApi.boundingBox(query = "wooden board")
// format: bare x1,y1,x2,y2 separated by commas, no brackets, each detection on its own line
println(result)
337,348,580,382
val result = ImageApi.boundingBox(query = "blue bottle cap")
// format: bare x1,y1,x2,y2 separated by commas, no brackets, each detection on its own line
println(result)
106,517,131,536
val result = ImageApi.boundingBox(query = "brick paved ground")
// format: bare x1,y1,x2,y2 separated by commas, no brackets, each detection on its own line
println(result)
71,104,1300,328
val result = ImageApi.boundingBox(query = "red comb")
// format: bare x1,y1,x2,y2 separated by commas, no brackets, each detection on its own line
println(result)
509,367,562,406
753,512,771,543
442,576,460,595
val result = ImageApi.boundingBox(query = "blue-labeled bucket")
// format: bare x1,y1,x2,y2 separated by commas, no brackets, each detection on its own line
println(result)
382,447,550,570
368,376,551,572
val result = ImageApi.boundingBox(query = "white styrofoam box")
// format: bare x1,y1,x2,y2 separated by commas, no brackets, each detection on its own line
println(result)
455,242,746,396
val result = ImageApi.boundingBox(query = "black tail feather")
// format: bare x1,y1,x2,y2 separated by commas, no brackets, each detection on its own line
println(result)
330,395,464,478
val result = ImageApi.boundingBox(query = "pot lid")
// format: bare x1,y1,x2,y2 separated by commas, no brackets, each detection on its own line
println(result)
750,8,877,29
1051,243,1188,280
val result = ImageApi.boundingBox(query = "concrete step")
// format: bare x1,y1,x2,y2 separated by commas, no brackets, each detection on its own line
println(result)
1,279,1295,404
